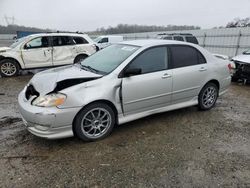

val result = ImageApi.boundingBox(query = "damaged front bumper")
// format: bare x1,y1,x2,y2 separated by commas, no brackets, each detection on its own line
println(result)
232,61,250,82
18,89,81,139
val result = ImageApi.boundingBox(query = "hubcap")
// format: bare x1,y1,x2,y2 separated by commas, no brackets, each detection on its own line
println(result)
81,108,111,138
202,86,217,108
1,62,16,76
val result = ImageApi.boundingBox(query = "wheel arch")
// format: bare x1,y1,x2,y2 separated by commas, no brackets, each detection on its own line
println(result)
72,99,119,135
0,57,22,69
207,79,220,90
200,79,220,96
74,53,89,63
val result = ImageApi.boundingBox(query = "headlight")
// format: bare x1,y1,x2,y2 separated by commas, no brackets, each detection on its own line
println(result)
32,93,66,107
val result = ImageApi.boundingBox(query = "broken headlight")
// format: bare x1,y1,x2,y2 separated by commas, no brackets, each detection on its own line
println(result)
32,93,66,107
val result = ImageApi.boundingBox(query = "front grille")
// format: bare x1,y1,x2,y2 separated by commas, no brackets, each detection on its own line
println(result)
242,64,250,73
25,85,39,100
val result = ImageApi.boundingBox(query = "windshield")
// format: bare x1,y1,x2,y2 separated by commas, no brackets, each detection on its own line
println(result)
80,44,139,75
93,36,102,43
243,49,250,55
10,37,27,48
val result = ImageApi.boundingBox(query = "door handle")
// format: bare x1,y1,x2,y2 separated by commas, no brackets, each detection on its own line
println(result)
162,73,172,79
199,67,207,72
43,51,46,57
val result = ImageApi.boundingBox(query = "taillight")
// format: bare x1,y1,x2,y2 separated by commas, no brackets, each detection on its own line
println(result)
227,63,235,75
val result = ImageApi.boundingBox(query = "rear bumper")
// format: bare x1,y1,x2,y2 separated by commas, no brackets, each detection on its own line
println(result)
18,90,81,139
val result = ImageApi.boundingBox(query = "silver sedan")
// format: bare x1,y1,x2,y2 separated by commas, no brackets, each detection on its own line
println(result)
18,40,231,141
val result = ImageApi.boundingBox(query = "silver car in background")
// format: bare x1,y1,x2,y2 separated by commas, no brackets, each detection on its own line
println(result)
18,40,231,141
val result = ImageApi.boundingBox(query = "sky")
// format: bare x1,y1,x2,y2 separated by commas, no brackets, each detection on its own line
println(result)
0,0,250,32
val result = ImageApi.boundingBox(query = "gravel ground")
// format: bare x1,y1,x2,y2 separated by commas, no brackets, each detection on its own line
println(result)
0,75,249,188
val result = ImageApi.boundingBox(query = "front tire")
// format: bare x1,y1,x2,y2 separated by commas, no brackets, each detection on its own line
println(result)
0,59,20,77
198,82,218,110
73,103,115,141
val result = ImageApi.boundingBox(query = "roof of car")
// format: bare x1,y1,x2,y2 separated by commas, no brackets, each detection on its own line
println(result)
27,33,88,38
120,39,193,47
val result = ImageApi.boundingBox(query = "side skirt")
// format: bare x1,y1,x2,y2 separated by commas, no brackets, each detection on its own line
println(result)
118,97,198,125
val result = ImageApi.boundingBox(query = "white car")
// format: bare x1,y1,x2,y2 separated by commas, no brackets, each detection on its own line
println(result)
94,35,123,49
231,49,250,82
0,33,97,77
18,40,231,141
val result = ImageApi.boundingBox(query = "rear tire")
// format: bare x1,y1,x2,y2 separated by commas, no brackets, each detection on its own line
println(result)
0,59,20,77
198,82,218,111
73,103,115,141
74,55,88,64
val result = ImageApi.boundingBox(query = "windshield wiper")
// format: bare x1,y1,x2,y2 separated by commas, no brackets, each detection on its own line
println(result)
81,65,103,74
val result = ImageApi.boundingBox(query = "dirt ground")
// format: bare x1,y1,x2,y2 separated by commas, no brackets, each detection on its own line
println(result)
0,75,249,188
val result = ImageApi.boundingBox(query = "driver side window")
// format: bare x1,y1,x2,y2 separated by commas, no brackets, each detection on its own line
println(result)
25,37,49,49
99,38,108,43
127,46,168,74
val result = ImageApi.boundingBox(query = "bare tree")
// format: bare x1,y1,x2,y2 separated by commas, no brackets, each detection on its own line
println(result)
226,17,250,28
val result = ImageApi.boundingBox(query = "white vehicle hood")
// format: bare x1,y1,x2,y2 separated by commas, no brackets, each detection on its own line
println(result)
232,54,250,64
29,65,102,95
0,47,11,52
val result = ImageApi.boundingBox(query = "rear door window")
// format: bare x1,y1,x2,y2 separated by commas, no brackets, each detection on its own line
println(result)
52,36,74,46
169,45,206,68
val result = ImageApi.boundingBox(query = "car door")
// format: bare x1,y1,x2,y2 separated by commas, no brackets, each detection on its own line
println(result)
21,36,52,68
52,36,75,66
121,46,173,115
169,45,208,104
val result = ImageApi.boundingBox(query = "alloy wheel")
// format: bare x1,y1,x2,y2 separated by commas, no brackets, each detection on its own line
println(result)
80,108,112,139
1,62,17,76
202,86,217,108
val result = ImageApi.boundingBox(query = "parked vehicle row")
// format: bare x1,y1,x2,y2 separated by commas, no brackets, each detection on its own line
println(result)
0,33,97,77
157,33,199,44
18,40,231,141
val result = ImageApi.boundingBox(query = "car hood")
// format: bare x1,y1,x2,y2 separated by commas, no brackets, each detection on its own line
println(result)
0,47,11,52
232,54,250,64
29,65,102,96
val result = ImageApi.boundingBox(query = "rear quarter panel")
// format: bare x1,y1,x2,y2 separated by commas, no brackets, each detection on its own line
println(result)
206,55,231,94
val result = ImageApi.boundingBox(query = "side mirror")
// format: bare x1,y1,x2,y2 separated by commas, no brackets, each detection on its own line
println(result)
123,68,142,77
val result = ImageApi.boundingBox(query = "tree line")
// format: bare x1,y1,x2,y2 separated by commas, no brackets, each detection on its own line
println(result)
90,24,201,34
0,24,51,34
